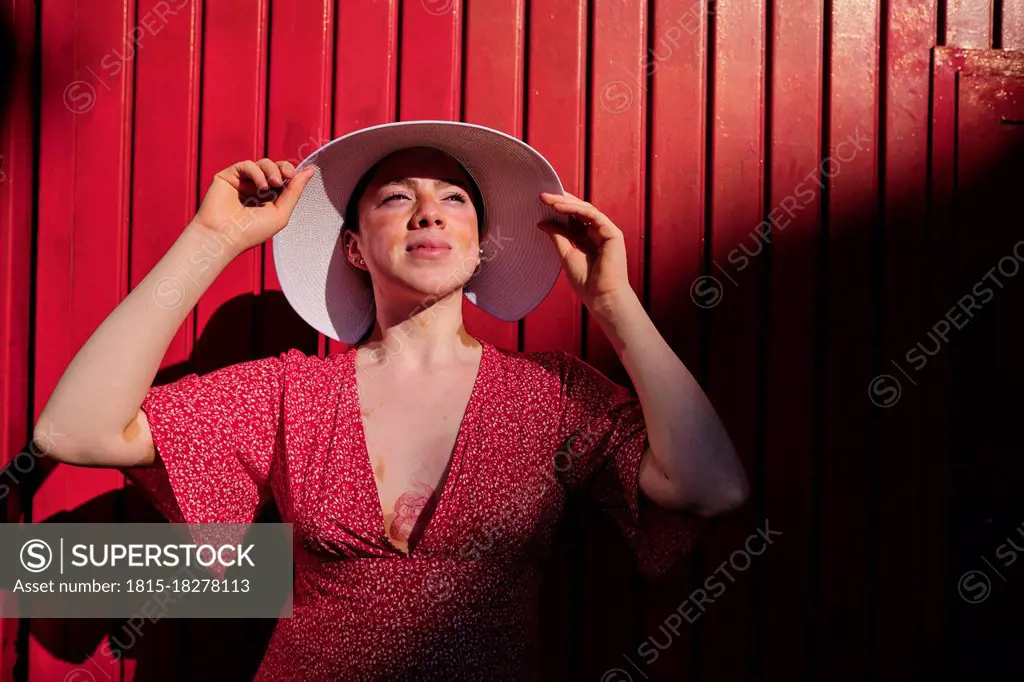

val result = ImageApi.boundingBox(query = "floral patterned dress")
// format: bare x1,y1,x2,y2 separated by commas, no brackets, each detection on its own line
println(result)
121,338,706,680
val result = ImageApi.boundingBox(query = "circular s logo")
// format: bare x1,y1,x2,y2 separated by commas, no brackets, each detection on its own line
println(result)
600,81,633,114
63,81,97,114
867,374,901,408
690,275,724,309
21,539,53,573
957,570,991,604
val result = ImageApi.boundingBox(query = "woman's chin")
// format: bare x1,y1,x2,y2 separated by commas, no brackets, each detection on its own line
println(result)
393,276,468,305
403,262,471,288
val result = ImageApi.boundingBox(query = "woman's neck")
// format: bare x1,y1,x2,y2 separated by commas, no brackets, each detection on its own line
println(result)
359,290,481,369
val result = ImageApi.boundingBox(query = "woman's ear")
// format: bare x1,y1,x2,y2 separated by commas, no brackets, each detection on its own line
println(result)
342,229,366,270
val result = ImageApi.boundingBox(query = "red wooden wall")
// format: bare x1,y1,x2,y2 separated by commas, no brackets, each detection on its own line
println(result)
2,0,1022,680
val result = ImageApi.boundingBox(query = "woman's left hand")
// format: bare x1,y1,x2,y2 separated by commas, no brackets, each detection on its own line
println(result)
538,191,635,315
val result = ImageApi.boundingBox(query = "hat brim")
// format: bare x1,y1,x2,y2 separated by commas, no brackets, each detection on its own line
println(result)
272,120,567,344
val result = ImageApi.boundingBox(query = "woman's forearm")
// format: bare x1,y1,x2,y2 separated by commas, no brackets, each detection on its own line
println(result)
33,221,241,463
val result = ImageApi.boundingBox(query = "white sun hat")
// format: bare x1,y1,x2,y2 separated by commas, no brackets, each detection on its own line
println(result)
272,120,567,344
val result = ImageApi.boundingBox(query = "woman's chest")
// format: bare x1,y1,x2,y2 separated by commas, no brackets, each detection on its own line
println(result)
276,379,567,562
361,393,471,554
357,357,481,550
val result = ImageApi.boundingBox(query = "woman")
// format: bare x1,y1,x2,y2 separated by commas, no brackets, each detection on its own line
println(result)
33,121,747,680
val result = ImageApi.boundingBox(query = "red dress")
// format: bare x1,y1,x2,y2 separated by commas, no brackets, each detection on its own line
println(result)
121,338,706,680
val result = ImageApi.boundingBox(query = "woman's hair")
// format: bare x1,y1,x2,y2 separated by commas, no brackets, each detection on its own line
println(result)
342,149,487,238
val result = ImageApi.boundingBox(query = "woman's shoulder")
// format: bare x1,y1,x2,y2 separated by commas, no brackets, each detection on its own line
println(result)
486,342,627,398
275,346,350,364
248,346,349,385
485,341,572,383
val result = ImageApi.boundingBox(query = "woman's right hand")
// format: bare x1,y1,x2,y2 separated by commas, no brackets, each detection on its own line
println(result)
191,158,316,255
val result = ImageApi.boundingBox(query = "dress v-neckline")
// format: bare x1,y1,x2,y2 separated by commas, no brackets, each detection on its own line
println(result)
348,339,490,557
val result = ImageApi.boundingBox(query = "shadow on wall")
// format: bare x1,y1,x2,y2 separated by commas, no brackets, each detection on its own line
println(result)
0,12,15,114
939,134,1024,680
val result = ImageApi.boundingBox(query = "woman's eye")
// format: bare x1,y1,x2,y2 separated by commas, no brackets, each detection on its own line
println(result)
382,191,466,203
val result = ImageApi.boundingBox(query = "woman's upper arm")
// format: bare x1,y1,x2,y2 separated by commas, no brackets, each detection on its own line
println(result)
36,350,287,471
32,407,156,469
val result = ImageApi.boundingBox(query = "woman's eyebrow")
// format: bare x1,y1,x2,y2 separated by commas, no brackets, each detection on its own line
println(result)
381,178,470,190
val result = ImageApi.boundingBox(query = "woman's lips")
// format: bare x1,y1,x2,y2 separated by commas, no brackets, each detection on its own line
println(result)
407,245,452,259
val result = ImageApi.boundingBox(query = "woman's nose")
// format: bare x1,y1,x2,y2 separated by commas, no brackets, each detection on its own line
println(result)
413,198,445,229
416,213,444,228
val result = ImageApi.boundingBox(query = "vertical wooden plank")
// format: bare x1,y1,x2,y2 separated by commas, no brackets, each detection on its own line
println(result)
33,0,136,679
122,1,203,680
587,0,647,375
34,0,134,519
581,0,648,680
399,0,462,122
128,2,201,385
0,0,35,679
641,0,708,678
931,50,960,232
330,0,400,357
876,2,937,681
334,0,398,134
524,1,587,678
759,0,823,678
933,53,972,680
947,58,1024,679
821,1,880,681
1003,0,1024,47
946,0,993,47
926,46,961,680
262,0,334,359
192,0,268,374
188,2,270,680
462,0,524,351
522,0,586,355
699,0,765,679
0,0,34,513
27,9,73,682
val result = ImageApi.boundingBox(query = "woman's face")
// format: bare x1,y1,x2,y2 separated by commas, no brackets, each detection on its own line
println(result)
348,147,481,303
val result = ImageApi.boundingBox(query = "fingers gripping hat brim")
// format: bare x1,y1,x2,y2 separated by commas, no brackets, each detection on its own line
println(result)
272,121,567,344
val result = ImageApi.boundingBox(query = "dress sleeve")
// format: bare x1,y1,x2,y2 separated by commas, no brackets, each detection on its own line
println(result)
554,352,709,579
119,354,286,526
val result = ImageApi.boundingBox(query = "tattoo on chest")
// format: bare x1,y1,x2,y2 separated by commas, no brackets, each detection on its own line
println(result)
385,484,438,542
